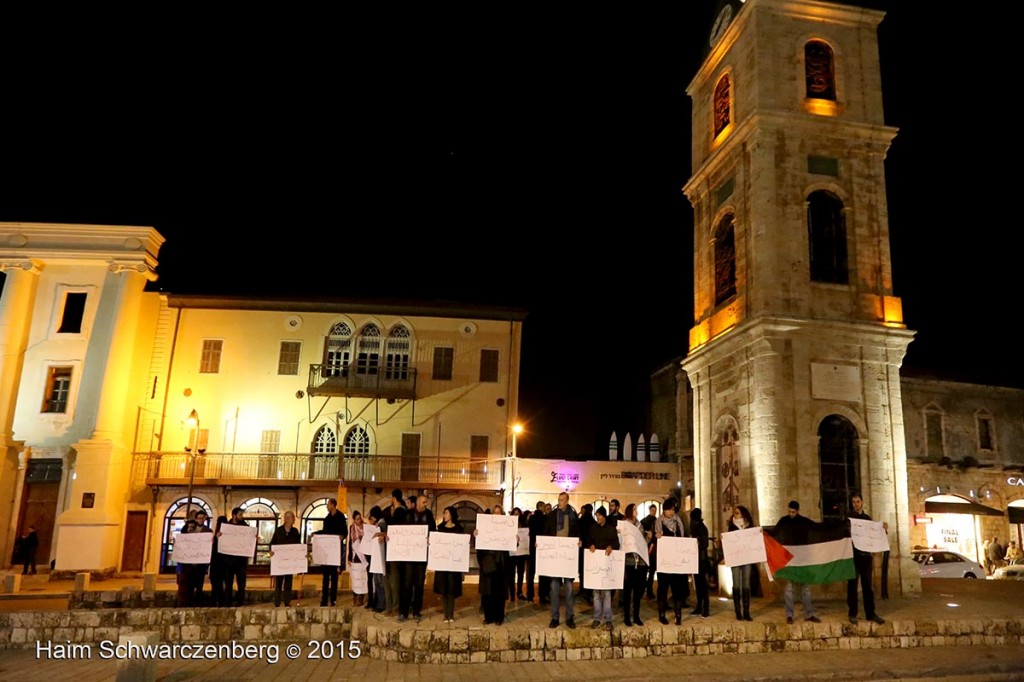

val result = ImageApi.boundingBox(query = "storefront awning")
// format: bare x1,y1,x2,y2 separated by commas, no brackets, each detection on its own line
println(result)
925,493,1004,517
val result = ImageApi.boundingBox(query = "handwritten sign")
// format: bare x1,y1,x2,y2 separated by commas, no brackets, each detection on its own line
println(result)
850,518,889,553
270,543,308,576
721,527,768,567
512,528,530,557
583,549,625,590
618,522,650,565
386,525,428,562
217,523,257,558
359,527,380,557
536,535,579,579
312,534,341,566
475,514,518,552
427,531,471,573
349,561,368,594
174,531,213,564
657,536,698,575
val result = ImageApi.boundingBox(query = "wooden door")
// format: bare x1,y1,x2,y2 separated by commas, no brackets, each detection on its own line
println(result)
121,511,148,571
18,482,59,571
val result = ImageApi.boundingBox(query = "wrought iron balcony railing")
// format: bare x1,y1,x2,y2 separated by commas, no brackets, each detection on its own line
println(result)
307,363,417,400
133,452,502,488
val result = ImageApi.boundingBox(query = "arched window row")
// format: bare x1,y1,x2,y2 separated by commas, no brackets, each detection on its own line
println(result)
323,321,413,379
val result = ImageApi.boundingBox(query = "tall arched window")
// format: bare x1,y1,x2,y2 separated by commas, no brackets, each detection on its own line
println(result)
818,415,859,522
161,497,213,572
300,498,331,543
324,322,352,378
807,190,848,284
356,323,381,376
384,324,412,380
717,424,740,533
714,213,737,306
238,497,281,566
313,425,336,453
343,425,371,455
714,73,731,138
805,40,836,101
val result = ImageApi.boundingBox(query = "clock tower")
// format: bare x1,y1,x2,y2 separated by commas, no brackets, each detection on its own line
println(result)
681,0,920,595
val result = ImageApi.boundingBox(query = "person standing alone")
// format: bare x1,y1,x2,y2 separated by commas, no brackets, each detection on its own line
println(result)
846,494,885,625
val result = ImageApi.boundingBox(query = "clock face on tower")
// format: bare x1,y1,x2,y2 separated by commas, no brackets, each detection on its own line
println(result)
710,4,734,48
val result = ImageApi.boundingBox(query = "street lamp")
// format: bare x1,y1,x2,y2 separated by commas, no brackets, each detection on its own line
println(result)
510,423,523,509
184,409,204,520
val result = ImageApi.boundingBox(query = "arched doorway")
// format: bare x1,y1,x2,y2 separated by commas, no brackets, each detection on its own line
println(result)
160,497,213,573
238,497,281,570
818,415,859,522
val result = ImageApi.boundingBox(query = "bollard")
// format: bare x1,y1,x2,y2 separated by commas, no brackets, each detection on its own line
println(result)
2,573,21,594
115,631,160,682
74,572,91,592
142,572,157,593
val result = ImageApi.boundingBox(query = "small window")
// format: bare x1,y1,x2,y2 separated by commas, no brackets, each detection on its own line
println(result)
278,341,301,375
42,366,73,413
978,414,995,451
200,340,223,374
805,40,836,101
479,349,499,383
261,430,281,453
57,293,87,334
714,73,731,138
807,190,849,285
433,347,454,381
713,214,737,306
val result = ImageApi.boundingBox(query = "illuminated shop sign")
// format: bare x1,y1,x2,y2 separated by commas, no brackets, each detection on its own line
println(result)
600,472,670,480
551,472,581,485
1008,477,1024,486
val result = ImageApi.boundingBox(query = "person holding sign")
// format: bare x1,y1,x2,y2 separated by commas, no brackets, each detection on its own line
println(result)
400,494,435,622
847,494,885,625
587,507,619,630
175,519,204,607
348,511,367,607
475,505,509,625
542,492,581,629
654,497,689,625
222,507,250,607
318,498,347,607
689,508,711,619
433,506,465,622
620,503,649,626
727,505,756,621
270,511,302,607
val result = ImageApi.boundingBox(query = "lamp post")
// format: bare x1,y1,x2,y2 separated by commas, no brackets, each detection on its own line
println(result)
510,423,523,509
185,409,201,520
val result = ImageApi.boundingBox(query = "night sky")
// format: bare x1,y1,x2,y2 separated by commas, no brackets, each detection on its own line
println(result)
2,3,1016,459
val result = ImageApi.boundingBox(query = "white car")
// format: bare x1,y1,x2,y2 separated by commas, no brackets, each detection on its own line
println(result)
992,564,1024,580
912,549,985,579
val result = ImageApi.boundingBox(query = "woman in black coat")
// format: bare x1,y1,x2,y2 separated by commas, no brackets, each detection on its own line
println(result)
432,506,465,622
475,505,508,625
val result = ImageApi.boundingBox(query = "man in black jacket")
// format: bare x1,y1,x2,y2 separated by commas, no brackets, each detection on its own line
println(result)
527,500,547,603
775,500,819,624
542,492,581,629
399,495,435,621
319,498,348,607
847,493,885,625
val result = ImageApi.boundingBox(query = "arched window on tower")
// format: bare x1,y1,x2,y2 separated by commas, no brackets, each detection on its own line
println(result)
714,73,731,138
356,323,381,376
324,322,352,378
384,324,412,381
807,190,848,284
714,213,737,306
805,40,836,101
818,415,859,522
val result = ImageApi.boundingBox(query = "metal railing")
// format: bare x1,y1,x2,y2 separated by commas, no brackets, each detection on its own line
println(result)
307,363,417,399
134,451,503,487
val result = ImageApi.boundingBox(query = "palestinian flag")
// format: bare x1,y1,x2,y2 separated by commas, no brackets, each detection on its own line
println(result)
763,520,855,584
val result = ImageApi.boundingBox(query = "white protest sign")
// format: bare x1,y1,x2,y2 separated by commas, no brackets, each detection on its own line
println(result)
386,525,428,562
512,528,530,557
536,535,579,579
583,549,626,590
474,514,518,552
312,534,341,566
618,522,650,565
721,526,768,567
270,543,308,576
174,531,213,564
657,536,699,575
217,523,257,558
349,561,368,594
427,531,471,573
849,518,890,553
369,534,385,575
359,528,379,557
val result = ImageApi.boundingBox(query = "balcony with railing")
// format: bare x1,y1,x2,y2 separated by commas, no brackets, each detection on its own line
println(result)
133,451,503,489
307,363,417,400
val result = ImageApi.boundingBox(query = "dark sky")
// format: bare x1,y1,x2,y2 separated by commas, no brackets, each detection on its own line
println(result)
2,3,1016,459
